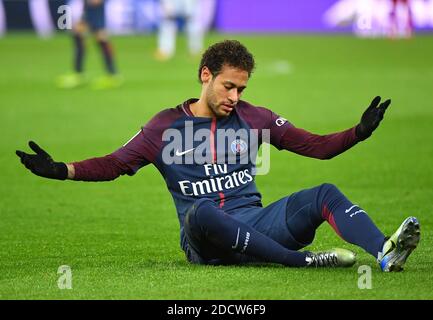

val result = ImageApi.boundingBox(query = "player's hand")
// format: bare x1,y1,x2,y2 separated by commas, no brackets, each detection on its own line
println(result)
16,141,68,180
355,96,391,140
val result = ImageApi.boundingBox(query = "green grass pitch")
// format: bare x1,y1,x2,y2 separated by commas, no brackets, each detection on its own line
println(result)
1,33,433,299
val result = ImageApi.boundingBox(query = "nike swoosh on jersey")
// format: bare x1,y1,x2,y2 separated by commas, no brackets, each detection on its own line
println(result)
175,148,195,156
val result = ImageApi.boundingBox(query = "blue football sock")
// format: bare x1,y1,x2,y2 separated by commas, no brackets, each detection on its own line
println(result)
98,40,116,74
318,184,386,257
73,34,84,73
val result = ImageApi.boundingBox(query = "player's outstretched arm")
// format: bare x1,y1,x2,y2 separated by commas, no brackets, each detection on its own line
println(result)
16,136,148,182
277,96,392,160
355,96,391,140
16,141,71,180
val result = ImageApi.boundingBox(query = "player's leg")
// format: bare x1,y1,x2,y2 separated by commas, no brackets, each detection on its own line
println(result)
183,198,310,267
292,183,420,271
295,183,387,257
389,0,398,38
247,185,381,254
87,2,119,75
57,20,87,88
232,193,356,267
156,17,177,61
94,29,118,75
185,16,203,57
91,29,122,89
399,0,413,38
73,21,87,74
84,1,122,89
0,0,6,37
155,0,178,61
184,0,203,57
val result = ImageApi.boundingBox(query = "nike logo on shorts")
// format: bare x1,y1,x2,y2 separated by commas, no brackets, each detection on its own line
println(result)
232,227,240,249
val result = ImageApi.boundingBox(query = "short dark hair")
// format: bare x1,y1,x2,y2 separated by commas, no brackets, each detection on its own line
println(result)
198,40,255,83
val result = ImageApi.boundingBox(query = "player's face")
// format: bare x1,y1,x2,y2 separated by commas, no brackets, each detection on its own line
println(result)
205,65,249,117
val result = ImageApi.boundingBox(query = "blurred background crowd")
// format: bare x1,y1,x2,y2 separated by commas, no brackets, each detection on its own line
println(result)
2,0,433,39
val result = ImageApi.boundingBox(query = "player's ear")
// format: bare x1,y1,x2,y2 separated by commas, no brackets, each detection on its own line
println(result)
200,66,212,84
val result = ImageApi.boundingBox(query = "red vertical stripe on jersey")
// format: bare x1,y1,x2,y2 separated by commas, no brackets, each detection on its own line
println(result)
219,192,225,208
210,117,224,207
210,117,217,163
322,205,343,238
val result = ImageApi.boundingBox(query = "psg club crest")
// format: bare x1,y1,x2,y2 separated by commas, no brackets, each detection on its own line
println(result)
231,139,248,155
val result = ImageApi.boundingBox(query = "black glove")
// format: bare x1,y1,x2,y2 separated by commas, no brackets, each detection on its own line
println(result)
355,96,391,140
16,141,68,180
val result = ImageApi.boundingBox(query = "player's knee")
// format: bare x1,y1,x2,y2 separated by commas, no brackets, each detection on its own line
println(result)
184,198,217,229
319,183,340,194
73,21,87,34
94,30,108,41
314,183,341,214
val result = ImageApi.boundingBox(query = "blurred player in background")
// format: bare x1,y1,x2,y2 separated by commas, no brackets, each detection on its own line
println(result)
155,0,207,61
0,0,55,38
29,0,55,38
57,0,122,89
390,0,413,38
0,0,5,37
324,0,415,38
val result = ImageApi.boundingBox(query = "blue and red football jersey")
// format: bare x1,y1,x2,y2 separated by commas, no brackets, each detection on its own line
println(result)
72,99,360,228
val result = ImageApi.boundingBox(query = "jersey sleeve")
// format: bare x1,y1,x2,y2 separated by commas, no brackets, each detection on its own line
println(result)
110,129,153,175
72,155,130,181
267,109,294,148
279,125,361,159
71,129,153,181
236,101,360,159
111,108,183,175
72,107,182,181
235,101,293,148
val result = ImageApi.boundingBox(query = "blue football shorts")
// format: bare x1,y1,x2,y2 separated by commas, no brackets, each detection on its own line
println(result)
181,185,325,265
82,2,105,31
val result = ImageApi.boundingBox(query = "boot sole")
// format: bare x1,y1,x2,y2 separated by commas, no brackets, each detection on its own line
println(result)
386,217,420,272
